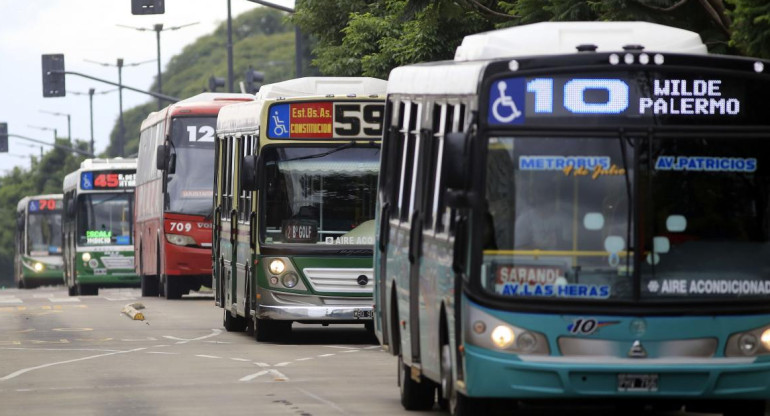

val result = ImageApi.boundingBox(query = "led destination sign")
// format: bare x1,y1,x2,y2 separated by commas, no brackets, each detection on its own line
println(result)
486,70,768,127
81,171,136,190
29,199,62,212
268,101,384,139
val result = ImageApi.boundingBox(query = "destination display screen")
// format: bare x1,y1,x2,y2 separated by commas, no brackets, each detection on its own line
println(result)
80,170,136,190
486,70,770,127
267,101,384,139
28,198,62,212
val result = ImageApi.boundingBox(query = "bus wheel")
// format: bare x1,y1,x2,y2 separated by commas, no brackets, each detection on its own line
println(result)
442,343,487,415
68,285,77,296
17,278,24,289
398,354,435,410
141,275,159,297
223,308,247,332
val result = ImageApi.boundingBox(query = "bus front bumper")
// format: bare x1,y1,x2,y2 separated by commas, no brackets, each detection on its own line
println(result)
463,344,770,400
257,304,373,322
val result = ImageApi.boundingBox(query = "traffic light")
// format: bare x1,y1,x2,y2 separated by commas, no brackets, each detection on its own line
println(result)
131,0,164,14
245,68,264,94
209,76,225,92
42,54,66,97
0,123,7,153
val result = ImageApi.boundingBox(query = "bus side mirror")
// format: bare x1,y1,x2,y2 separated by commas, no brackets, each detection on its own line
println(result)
241,154,259,191
442,132,471,209
156,144,168,170
16,216,24,231
66,201,76,217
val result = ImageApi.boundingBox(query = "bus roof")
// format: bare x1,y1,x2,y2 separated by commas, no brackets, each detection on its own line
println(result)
389,21,707,95
17,194,63,212
217,77,387,135
140,92,254,131
63,157,137,191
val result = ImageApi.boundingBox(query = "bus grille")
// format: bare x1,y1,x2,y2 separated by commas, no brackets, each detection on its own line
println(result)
302,268,373,294
101,256,135,270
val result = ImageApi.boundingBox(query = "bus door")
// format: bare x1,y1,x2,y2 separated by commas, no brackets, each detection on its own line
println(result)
234,134,253,317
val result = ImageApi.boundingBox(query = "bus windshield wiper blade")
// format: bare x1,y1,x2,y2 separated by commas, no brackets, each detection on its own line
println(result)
283,141,356,162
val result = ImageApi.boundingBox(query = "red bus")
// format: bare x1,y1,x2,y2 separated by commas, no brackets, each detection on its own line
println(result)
135,93,254,299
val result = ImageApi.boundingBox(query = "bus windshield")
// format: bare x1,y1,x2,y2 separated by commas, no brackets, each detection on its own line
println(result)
77,193,134,246
167,116,216,217
27,212,62,255
260,145,379,246
481,135,770,302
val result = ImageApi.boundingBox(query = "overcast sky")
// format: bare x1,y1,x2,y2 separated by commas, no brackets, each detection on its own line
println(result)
0,0,294,173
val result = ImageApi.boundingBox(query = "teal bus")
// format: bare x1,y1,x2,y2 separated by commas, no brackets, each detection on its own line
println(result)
214,77,386,341
14,194,64,288
374,22,770,415
62,158,138,296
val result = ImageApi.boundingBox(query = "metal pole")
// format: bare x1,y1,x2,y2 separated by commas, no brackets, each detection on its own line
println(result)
66,114,71,144
89,88,95,156
227,0,234,93
295,26,302,77
118,58,125,157
155,23,163,109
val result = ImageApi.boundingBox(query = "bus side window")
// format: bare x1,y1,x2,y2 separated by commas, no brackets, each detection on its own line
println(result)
424,103,446,231
398,101,419,222
238,135,252,222
381,100,405,220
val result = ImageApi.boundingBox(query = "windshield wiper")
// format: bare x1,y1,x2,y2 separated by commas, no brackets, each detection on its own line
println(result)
282,140,378,162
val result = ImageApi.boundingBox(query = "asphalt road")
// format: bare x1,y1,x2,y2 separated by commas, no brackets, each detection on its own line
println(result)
0,286,747,416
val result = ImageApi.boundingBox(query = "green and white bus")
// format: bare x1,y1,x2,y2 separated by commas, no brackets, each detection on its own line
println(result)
375,22,770,415
14,194,64,288
62,158,138,296
214,77,386,341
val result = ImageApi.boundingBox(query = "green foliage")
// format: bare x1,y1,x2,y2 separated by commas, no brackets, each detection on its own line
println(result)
728,0,770,58
106,7,300,157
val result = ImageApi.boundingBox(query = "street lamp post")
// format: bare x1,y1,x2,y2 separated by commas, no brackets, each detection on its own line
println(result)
27,125,57,141
85,58,153,157
117,22,199,109
69,87,118,157
39,110,71,144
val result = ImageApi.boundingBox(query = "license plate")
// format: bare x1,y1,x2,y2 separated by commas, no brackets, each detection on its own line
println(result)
618,373,658,392
353,309,372,319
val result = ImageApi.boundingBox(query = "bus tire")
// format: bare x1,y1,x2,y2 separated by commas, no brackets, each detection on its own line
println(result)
398,355,435,410
223,308,247,332
139,247,159,297
68,285,77,296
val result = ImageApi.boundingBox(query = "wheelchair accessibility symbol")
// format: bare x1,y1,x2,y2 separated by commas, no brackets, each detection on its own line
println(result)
488,79,525,125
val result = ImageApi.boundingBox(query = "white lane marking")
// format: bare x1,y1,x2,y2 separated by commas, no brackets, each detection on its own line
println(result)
317,354,335,357
162,329,222,344
230,358,251,362
1,347,122,353
341,350,359,353
254,362,270,367
49,297,80,303
239,369,288,382
145,351,178,355
323,345,357,350
295,357,313,362
152,345,171,348
297,387,350,415
0,297,22,304
195,355,221,359
0,347,146,381
121,337,158,342
274,362,290,367
364,346,381,350
103,296,136,301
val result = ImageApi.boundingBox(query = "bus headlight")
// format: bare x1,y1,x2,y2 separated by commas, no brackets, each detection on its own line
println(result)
82,253,91,262
281,272,299,288
166,233,196,246
726,325,770,356
465,303,549,355
268,259,286,275
491,325,515,348
33,262,44,272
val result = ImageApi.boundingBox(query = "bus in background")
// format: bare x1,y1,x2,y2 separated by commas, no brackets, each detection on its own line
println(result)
214,77,386,341
62,158,138,296
14,194,64,288
135,93,253,299
374,22,770,415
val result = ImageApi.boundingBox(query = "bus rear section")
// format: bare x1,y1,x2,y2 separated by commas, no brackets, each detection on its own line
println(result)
14,195,64,288
375,22,770,416
135,93,253,299
214,77,386,341
63,158,138,296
